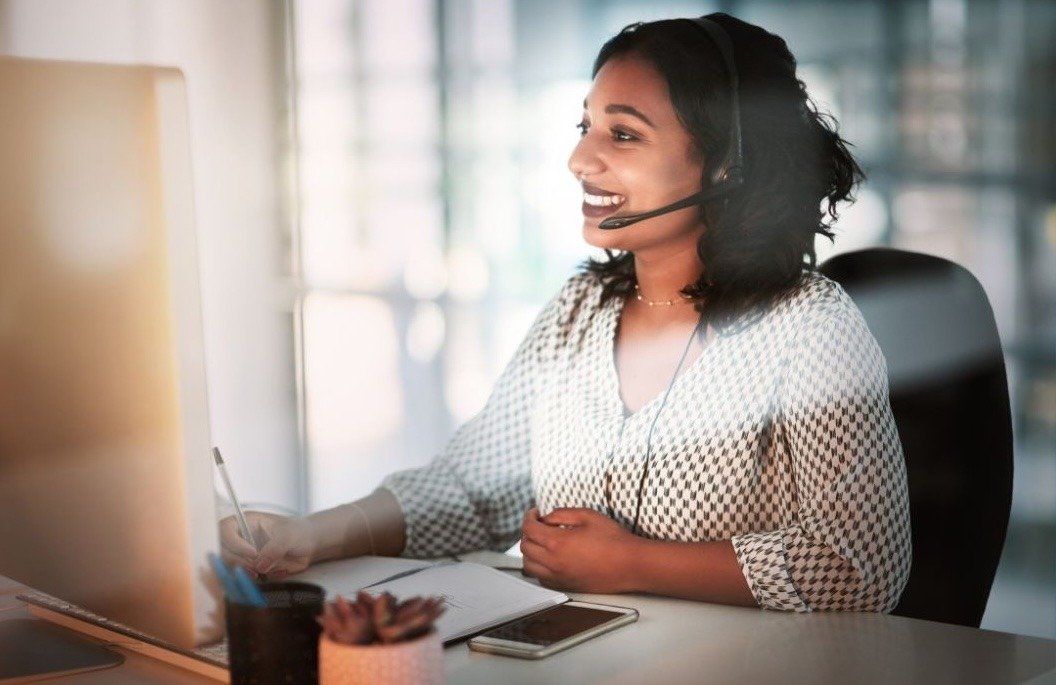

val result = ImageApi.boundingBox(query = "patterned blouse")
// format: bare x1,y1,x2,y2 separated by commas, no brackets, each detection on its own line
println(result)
382,270,912,612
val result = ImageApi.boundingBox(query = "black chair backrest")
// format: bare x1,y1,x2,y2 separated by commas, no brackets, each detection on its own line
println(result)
819,248,1013,627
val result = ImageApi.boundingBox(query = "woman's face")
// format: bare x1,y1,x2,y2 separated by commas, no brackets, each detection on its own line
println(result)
569,56,706,255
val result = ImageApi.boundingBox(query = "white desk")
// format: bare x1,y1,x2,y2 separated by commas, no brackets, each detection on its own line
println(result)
448,589,1056,685
3,574,1054,685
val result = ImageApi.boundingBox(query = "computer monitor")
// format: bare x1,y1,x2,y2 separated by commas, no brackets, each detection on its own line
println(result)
0,56,222,650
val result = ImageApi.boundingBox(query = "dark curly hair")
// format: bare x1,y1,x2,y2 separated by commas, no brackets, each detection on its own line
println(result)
583,13,864,329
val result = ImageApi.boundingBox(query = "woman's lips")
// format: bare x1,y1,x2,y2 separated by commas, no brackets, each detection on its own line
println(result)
580,182,626,219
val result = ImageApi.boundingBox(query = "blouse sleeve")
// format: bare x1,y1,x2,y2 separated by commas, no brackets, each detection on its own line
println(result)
730,292,912,612
381,275,586,558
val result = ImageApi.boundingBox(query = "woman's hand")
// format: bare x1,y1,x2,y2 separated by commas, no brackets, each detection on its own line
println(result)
520,507,642,594
219,512,316,580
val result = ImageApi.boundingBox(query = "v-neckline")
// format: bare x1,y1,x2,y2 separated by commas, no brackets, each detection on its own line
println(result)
604,293,717,423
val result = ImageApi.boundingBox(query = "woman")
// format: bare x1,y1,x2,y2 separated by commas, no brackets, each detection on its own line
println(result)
222,13,911,613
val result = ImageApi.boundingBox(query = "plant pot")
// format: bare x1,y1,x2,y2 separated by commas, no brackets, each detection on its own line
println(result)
318,631,444,685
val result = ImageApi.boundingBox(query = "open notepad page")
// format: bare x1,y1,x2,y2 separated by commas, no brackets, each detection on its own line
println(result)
291,557,567,644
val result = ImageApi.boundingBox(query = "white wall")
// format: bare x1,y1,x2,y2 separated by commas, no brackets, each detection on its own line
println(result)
0,0,301,510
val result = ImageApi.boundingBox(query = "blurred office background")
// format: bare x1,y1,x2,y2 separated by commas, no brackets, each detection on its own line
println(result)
0,0,1051,639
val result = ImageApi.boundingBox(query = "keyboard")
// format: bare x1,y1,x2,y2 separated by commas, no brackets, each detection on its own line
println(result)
18,590,228,679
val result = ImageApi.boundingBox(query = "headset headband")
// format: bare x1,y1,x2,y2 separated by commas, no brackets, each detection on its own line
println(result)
690,17,745,189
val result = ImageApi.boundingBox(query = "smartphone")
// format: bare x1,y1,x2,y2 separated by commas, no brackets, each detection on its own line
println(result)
467,601,638,659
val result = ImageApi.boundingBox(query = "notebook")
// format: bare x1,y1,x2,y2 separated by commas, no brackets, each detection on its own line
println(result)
290,556,568,644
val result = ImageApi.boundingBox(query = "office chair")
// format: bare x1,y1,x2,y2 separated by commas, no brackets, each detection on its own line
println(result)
818,247,1013,628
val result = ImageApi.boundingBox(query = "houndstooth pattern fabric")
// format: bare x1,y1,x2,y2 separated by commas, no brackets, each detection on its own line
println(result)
382,271,912,612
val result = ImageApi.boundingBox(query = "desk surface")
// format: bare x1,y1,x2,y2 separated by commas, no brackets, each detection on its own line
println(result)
3,574,1054,685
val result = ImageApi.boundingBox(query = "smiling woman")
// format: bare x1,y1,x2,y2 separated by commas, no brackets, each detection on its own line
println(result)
579,16,864,328
220,13,912,615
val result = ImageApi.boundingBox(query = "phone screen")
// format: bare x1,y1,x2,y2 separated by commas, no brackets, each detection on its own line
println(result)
482,604,626,646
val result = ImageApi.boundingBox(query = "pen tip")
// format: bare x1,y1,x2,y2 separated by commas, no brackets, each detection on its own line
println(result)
212,447,222,465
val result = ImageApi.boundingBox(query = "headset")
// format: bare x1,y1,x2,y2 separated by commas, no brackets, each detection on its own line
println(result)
598,16,745,230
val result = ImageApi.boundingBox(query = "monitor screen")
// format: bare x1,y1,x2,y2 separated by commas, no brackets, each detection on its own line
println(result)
0,56,221,648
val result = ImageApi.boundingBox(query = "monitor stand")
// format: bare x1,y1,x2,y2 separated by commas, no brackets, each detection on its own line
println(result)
0,619,124,682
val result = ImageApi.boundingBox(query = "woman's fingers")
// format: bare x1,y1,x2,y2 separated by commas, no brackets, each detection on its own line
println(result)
219,518,261,564
522,509,559,549
217,513,313,579
520,523,560,584
218,513,308,575
519,532,550,558
540,508,592,527
256,535,291,574
221,532,259,560
522,507,539,530
219,547,253,571
254,522,314,575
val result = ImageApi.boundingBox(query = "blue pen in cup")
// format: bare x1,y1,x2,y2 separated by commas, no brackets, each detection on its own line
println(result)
233,565,267,608
208,552,266,607
208,552,243,602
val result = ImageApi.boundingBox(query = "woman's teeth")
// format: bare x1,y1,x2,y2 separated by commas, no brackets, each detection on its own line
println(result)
583,192,625,207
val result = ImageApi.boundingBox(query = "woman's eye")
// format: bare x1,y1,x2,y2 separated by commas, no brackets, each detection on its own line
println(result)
574,122,638,142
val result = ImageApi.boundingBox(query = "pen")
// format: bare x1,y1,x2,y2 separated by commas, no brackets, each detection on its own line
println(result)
361,560,457,590
212,447,258,550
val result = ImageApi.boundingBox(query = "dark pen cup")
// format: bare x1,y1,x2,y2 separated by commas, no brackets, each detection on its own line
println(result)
226,581,325,685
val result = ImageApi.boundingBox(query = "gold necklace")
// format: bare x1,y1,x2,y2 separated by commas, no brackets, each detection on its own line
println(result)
633,284,693,307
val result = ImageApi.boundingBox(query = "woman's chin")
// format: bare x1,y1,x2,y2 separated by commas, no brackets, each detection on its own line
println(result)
582,219,630,251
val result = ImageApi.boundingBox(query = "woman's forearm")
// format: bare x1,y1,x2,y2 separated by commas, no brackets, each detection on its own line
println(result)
306,488,406,563
622,537,758,607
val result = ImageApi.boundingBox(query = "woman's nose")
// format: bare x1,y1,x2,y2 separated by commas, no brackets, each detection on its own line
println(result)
568,136,603,179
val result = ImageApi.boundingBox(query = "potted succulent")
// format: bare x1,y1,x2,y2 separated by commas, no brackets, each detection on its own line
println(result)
317,591,446,685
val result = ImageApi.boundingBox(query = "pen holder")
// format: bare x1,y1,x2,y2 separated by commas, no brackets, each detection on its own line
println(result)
226,581,325,685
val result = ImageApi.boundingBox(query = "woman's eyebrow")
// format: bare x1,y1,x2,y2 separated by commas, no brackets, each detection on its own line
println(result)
604,104,655,128
581,99,656,129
